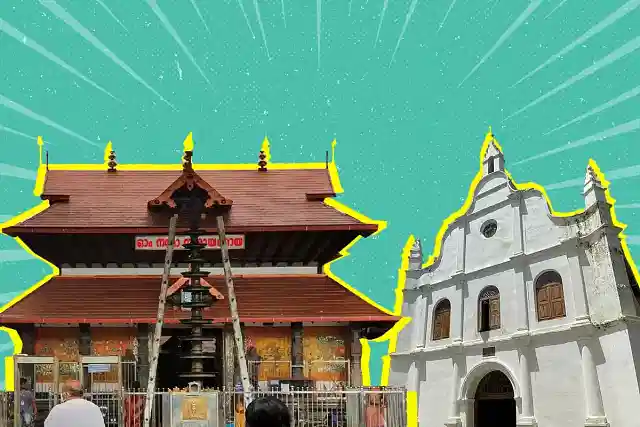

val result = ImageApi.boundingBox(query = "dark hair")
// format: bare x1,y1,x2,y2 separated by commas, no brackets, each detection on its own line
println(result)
19,378,27,387
132,381,141,390
246,396,291,427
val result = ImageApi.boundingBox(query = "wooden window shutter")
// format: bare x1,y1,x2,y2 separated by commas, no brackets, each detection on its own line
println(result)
489,298,500,329
550,283,566,318
537,286,551,321
433,314,443,340
536,271,566,321
441,310,451,339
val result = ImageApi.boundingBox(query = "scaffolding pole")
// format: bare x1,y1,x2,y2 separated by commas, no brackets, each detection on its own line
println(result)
216,215,253,408
143,214,178,427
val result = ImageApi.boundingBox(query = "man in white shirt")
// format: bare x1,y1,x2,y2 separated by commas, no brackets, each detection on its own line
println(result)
44,379,105,427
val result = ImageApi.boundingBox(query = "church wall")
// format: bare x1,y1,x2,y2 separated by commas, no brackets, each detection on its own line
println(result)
431,228,458,284
397,290,421,352
470,176,511,212
529,340,584,427
522,194,568,255
464,204,514,274
419,358,451,426
595,327,640,427
626,320,640,391
388,358,412,393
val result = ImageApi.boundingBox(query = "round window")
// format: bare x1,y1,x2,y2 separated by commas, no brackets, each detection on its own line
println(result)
481,220,498,238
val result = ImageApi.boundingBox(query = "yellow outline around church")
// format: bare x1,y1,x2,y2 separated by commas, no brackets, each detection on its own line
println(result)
375,128,640,427
0,132,420,422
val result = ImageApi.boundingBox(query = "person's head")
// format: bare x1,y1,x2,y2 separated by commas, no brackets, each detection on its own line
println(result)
246,396,291,427
131,381,141,390
19,377,28,389
61,379,84,401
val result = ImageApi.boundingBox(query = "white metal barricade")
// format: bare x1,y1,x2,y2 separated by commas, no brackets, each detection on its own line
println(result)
79,355,122,392
13,355,58,427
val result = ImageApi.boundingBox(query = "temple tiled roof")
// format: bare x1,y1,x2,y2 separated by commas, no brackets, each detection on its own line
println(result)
4,169,376,234
0,274,398,324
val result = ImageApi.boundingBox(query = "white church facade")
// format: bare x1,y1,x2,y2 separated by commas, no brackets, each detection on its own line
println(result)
389,131,640,427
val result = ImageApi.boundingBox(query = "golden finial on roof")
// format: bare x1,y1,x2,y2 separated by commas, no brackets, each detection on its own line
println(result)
183,132,194,152
37,136,44,167
258,136,270,172
183,132,194,171
104,141,117,172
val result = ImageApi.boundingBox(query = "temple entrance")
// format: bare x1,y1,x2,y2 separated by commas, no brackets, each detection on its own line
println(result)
156,328,223,390
474,370,516,427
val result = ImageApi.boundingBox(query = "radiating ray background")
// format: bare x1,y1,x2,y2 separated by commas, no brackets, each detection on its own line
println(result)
1,0,639,387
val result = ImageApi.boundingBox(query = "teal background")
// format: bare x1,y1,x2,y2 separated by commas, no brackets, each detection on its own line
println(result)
1,0,640,387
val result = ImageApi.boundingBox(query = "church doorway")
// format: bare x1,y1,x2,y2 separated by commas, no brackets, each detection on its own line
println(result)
474,370,516,427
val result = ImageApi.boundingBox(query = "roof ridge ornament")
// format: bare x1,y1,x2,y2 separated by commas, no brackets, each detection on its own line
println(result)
183,132,194,171
104,141,117,173
258,136,270,172
147,132,233,211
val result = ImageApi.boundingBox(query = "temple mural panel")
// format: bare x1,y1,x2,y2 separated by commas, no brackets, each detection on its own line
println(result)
34,328,80,386
90,327,136,385
303,326,349,383
243,327,292,381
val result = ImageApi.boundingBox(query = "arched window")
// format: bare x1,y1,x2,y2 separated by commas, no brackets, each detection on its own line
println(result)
479,286,500,332
536,270,566,321
432,299,451,341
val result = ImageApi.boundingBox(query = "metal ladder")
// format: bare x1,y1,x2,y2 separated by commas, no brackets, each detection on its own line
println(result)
216,215,253,408
142,214,253,427
143,214,178,427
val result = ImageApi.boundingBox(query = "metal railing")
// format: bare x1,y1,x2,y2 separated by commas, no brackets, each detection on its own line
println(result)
0,387,406,427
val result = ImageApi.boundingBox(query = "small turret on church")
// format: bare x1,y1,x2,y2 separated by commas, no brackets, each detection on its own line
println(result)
404,238,423,291
583,164,607,209
408,238,423,271
482,128,505,176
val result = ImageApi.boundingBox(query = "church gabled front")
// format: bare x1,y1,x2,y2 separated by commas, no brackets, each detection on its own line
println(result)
389,130,640,427
0,136,398,393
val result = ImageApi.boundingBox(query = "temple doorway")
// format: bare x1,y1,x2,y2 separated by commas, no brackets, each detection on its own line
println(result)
156,328,223,390
474,370,516,427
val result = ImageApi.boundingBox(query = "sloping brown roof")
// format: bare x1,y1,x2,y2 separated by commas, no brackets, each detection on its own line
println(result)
0,275,399,324
5,169,376,233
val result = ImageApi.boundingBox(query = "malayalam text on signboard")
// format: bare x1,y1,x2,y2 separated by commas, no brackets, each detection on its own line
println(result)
135,235,246,250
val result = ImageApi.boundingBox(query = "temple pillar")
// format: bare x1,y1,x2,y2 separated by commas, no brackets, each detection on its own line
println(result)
291,323,304,379
350,327,362,386
136,324,150,388
223,325,236,390
222,325,236,420
79,324,91,390
579,339,609,426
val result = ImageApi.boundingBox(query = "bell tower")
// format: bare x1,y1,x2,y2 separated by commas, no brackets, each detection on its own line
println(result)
482,127,505,176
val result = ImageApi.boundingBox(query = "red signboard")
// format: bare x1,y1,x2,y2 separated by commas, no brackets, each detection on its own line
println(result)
135,234,246,250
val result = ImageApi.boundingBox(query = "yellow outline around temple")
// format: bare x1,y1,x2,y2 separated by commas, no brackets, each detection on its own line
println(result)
376,128,640,427
0,132,410,413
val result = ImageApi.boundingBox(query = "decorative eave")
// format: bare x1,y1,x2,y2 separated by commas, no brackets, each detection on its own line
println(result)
147,167,233,211
147,135,233,212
